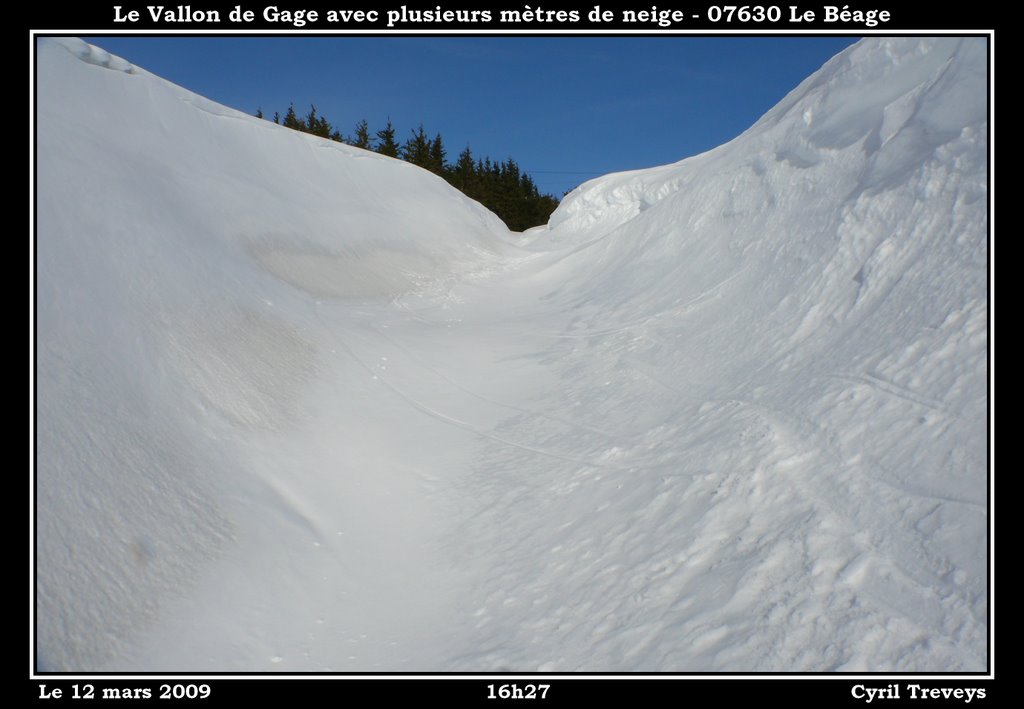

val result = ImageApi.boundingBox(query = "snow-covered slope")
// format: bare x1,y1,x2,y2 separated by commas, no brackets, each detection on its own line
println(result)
34,36,988,672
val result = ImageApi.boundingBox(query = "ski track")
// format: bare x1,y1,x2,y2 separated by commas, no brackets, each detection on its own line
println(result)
327,320,631,473
365,320,622,441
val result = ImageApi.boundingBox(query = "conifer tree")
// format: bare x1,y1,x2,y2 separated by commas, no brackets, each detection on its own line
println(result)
428,133,446,175
449,145,476,192
375,118,400,157
282,103,302,130
401,125,432,168
305,104,333,139
349,119,372,149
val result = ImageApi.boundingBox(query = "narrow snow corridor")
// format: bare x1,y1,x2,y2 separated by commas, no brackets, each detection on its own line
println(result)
35,36,988,672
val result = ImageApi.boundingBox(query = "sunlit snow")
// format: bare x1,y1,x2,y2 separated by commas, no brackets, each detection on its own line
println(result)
35,36,988,672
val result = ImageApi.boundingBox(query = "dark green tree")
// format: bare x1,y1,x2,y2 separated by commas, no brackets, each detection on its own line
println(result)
448,144,476,192
375,118,400,157
349,119,372,149
428,133,446,175
282,103,302,130
401,125,432,168
304,104,333,139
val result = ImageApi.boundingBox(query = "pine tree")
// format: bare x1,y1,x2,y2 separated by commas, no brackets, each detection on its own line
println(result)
349,119,372,149
375,118,400,157
449,145,476,192
282,103,302,130
401,125,432,168
428,133,446,175
305,104,332,138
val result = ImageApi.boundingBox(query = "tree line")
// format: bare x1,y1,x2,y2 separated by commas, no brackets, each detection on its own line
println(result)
256,104,560,232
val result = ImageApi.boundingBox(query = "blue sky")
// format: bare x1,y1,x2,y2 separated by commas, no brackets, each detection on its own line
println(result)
84,36,859,196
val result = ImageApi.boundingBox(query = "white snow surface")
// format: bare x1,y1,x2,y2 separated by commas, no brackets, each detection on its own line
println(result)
35,36,988,672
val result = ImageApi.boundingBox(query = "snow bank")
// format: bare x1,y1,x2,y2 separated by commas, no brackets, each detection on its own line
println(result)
471,37,988,671
35,36,512,671
35,36,988,672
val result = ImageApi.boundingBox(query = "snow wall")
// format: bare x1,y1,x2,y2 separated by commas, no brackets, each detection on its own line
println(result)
35,36,988,672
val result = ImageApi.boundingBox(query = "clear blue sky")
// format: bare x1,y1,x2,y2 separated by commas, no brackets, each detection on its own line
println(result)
83,36,859,196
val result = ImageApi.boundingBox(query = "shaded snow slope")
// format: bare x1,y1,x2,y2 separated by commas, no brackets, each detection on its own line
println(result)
35,36,514,672
35,36,987,672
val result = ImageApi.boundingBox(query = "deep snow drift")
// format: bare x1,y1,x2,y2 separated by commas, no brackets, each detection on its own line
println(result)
34,36,988,672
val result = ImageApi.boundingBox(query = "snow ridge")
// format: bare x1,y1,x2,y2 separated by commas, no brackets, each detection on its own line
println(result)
35,36,988,672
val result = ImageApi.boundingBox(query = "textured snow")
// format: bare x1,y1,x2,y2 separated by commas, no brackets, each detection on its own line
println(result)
34,36,988,672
